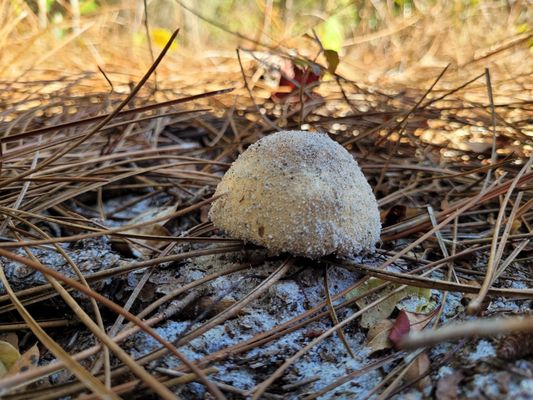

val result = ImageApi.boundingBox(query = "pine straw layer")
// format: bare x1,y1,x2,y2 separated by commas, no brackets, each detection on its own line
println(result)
0,36,532,400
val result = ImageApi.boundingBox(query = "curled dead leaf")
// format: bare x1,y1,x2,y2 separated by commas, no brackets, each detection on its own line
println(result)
0,333,18,349
405,352,431,391
367,319,394,354
123,205,177,257
8,343,39,375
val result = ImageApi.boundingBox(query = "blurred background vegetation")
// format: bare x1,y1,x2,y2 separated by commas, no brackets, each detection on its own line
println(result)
1,1,532,86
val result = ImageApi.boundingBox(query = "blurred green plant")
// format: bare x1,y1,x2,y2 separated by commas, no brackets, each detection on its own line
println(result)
11,0,533,51
79,0,98,15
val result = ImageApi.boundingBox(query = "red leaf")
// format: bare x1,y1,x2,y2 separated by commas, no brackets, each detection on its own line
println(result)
293,65,321,86
389,310,411,350
271,62,321,102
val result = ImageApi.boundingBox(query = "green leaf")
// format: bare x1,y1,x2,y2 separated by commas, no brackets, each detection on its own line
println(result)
346,278,434,328
367,319,394,354
0,341,20,377
324,49,339,74
80,0,99,15
46,0,55,12
317,15,343,52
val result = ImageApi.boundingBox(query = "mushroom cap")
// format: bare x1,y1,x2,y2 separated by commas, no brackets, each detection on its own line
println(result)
209,130,381,258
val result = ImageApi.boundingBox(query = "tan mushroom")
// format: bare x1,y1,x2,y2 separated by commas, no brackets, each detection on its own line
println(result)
209,130,380,258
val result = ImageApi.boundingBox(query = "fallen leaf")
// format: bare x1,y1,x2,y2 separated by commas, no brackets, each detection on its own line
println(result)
271,61,321,102
436,370,463,400
367,319,394,354
405,352,431,390
304,329,324,339
389,310,434,350
404,310,434,331
347,278,433,328
323,49,339,74
200,204,210,223
8,344,39,375
124,205,176,257
389,310,411,349
0,333,18,349
0,341,21,378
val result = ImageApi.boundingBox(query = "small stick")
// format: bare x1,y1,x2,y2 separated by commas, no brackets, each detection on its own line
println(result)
400,316,533,350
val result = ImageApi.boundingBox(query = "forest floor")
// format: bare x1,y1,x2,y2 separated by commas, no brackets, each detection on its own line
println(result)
0,2,532,399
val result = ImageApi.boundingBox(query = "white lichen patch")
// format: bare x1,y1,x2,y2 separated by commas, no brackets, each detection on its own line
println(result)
126,252,385,398
120,248,533,399
468,339,496,362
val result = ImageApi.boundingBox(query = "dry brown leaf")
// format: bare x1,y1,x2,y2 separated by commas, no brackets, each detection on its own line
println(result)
403,310,434,332
0,333,18,349
125,205,176,256
367,319,394,354
8,343,39,375
405,352,431,390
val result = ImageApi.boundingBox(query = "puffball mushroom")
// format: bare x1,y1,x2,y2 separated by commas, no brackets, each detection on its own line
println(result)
209,130,381,258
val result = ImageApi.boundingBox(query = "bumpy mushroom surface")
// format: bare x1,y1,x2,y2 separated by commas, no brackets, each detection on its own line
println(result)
209,130,381,258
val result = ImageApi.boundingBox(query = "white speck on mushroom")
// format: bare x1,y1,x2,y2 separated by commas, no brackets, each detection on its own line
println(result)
209,130,381,258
